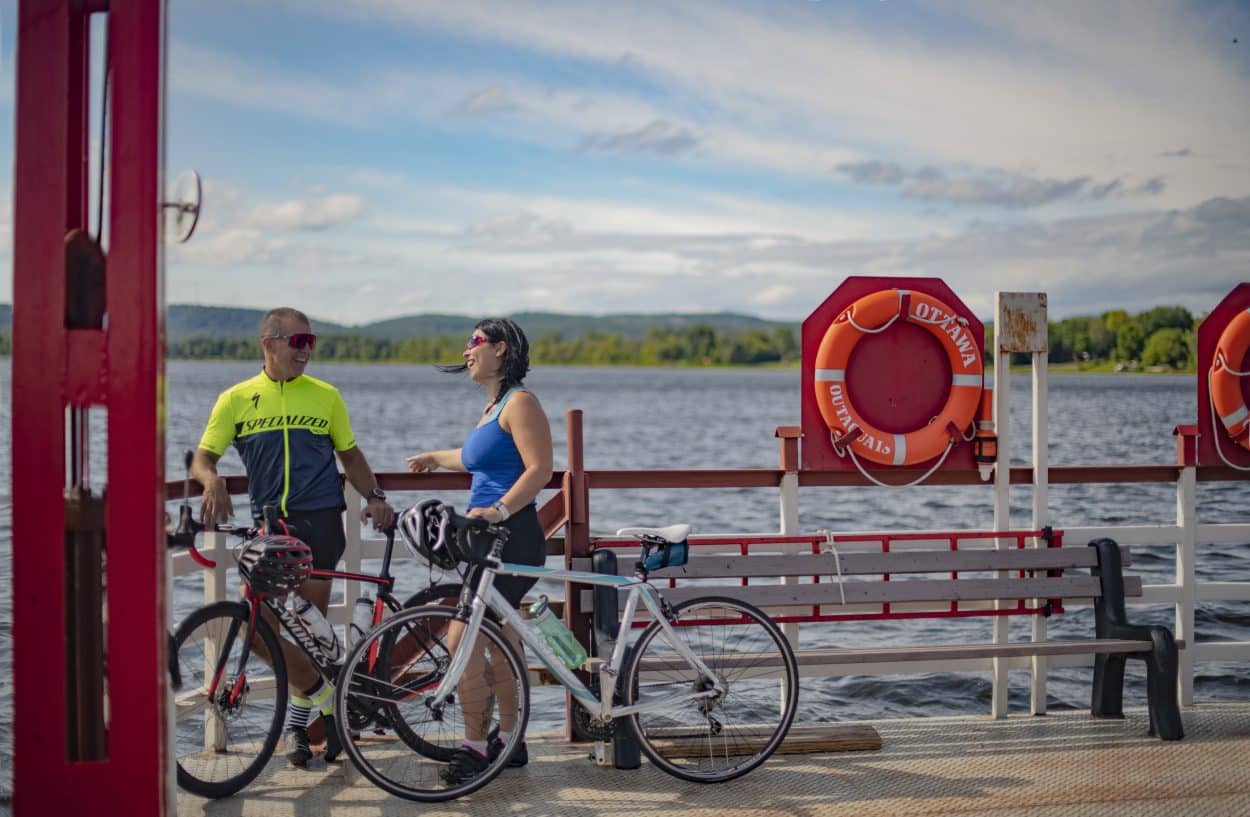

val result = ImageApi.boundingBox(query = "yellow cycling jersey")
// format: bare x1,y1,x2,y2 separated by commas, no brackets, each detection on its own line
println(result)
199,371,356,518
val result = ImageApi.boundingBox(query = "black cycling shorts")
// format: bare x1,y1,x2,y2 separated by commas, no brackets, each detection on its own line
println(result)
258,507,347,572
465,503,546,612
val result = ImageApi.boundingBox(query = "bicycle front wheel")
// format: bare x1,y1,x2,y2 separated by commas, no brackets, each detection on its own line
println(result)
171,600,287,799
622,596,798,783
335,606,530,802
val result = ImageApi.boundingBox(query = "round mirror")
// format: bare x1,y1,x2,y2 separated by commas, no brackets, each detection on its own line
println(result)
163,169,202,243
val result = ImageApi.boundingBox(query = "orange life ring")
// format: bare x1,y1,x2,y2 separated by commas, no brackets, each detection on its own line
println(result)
813,289,983,467
1210,307,1250,450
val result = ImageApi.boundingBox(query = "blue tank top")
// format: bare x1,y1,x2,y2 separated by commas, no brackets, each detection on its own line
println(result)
462,388,529,509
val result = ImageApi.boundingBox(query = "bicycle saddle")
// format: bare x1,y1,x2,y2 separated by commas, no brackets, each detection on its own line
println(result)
616,524,690,544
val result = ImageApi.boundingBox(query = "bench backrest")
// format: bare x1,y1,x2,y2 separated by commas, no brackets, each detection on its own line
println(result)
573,542,1139,614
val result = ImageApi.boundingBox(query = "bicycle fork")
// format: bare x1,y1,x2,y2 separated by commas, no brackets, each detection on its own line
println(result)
206,600,262,710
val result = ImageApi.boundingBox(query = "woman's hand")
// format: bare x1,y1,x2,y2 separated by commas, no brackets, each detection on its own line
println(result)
467,506,505,524
406,452,440,472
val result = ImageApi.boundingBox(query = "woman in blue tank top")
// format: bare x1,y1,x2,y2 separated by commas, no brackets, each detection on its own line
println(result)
406,318,552,782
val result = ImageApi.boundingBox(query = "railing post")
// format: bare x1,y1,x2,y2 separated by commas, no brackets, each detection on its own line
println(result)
991,292,1049,718
1030,349,1050,715
776,427,802,648
563,410,590,740
204,530,228,606
342,482,364,627
990,297,1012,718
203,528,228,751
1174,425,1198,706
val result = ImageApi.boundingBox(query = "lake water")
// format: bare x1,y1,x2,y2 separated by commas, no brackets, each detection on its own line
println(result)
1,360,1248,796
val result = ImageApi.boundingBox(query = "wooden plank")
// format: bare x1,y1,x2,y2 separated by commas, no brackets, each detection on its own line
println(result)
640,723,880,758
580,575,1140,611
573,545,1130,578
634,639,1156,673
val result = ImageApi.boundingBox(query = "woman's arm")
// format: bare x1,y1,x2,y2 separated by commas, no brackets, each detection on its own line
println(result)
406,448,466,473
476,391,553,519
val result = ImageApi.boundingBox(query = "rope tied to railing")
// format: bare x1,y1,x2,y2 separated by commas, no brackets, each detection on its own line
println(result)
816,528,848,606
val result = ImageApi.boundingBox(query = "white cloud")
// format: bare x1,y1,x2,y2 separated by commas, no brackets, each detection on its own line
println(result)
247,194,366,231
262,0,1250,210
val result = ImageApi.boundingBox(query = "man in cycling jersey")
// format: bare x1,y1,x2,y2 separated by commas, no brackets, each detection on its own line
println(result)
191,306,395,767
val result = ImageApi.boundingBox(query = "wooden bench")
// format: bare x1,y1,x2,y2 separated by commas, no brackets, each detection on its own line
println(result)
575,531,1183,741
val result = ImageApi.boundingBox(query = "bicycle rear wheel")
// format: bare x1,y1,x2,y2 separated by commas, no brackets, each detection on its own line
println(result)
622,596,798,783
171,600,287,799
334,606,529,802
342,585,462,751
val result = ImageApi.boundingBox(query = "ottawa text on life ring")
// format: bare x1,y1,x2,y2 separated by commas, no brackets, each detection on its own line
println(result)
1210,306,1250,451
813,288,983,467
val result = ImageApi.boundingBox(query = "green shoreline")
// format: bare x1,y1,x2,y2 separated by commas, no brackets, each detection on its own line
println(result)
154,357,1195,375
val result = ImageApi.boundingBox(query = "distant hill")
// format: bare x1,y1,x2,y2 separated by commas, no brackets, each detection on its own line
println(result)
0,303,790,341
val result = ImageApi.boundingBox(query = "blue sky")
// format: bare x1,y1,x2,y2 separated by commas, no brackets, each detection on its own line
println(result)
2,1,1249,324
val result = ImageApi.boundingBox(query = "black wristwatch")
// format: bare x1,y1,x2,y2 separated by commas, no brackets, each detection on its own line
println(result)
367,488,387,502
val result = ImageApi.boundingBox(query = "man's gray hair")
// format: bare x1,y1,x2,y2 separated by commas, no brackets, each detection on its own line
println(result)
259,307,311,337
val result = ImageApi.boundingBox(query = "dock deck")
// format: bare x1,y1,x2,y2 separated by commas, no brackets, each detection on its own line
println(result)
176,701,1250,817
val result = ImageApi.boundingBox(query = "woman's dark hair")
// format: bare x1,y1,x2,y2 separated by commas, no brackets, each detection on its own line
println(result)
439,318,531,404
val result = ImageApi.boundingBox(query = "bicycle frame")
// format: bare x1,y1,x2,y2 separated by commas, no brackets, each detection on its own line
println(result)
196,532,402,707
429,560,725,722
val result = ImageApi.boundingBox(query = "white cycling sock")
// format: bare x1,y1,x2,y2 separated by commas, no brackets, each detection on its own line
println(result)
286,694,312,730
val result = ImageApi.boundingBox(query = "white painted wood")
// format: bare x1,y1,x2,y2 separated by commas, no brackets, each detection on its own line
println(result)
1176,466,1197,706
779,471,801,649
1031,349,1050,715
991,302,1013,721
570,546,1115,578
1197,582,1250,602
1192,641,1250,662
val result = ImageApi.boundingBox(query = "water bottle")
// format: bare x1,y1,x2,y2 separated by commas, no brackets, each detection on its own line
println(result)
350,595,375,645
527,595,587,670
293,597,342,662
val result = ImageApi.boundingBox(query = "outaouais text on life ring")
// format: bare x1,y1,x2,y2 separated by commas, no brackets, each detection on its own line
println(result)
813,289,983,467
1210,306,1250,451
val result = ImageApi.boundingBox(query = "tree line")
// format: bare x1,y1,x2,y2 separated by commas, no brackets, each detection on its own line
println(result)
163,325,802,366
992,305,1197,370
0,304,1201,370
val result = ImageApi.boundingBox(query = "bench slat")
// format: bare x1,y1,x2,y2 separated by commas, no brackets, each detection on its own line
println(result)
573,545,1130,579
634,639,1157,673
579,575,1141,611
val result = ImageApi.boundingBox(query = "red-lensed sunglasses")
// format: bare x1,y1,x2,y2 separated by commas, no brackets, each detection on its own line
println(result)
267,332,317,350
465,334,491,350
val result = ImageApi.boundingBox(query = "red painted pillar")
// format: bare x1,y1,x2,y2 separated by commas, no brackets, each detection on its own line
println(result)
12,2,168,815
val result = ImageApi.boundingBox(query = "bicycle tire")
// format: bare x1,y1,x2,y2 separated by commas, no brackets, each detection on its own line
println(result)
341,585,461,743
380,583,465,761
402,583,464,609
334,606,530,802
622,595,798,783
171,600,288,799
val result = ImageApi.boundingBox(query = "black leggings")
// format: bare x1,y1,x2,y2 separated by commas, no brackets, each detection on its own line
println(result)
465,503,545,610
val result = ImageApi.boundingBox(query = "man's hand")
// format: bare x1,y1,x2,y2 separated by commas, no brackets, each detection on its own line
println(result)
362,498,395,531
200,475,233,524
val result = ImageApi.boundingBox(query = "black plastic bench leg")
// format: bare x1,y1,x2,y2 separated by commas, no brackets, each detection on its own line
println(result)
1091,653,1127,719
1145,627,1184,741
1089,537,1184,740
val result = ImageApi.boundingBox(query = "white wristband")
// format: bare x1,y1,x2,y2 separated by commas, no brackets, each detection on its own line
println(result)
492,500,511,521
